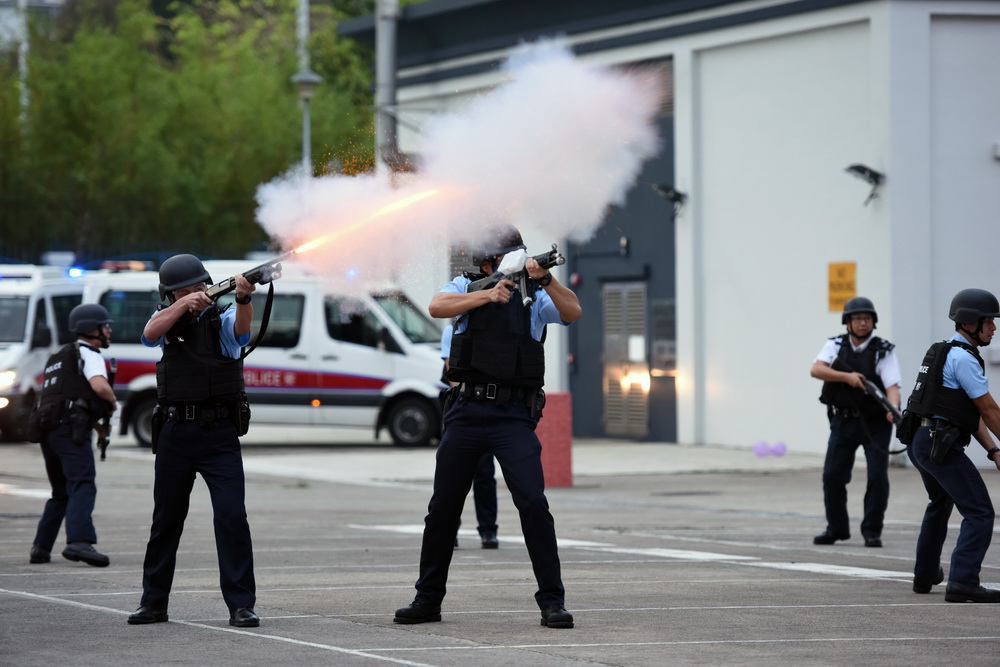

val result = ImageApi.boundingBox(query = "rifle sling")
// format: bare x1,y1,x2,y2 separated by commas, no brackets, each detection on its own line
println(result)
173,281,276,366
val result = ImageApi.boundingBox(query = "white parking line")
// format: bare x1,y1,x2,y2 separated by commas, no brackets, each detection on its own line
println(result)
0,587,435,666
0,483,51,499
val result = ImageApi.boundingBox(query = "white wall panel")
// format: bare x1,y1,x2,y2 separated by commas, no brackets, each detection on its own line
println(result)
692,21,879,450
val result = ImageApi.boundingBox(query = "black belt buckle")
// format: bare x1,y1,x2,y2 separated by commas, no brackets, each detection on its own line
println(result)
184,405,197,421
472,383,498,400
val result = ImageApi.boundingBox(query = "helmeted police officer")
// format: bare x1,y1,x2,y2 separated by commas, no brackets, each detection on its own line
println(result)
29,303,116,567
811,296,902,547
905,288,1000,602
394,226,582,629
128,254,261,627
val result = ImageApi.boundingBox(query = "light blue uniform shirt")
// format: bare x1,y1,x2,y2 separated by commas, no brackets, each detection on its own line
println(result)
440,323,453,361
442,275,569,341
141,305,249,359
942,334,989,399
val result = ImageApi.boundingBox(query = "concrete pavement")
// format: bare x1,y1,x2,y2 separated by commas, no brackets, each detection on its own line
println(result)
3,435,1000,666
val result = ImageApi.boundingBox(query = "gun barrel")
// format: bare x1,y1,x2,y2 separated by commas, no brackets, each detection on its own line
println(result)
206,251,293,301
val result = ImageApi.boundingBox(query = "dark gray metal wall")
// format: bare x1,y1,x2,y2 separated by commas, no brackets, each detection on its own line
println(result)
567,114,676,440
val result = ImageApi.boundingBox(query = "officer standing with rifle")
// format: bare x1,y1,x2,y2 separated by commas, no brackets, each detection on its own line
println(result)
29,304,116,567
903,289,1000,602
394,226,581,629
810,296,901,548
128,254,260,628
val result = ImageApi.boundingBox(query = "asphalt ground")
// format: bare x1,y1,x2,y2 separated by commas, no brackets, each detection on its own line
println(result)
3,431,1000,666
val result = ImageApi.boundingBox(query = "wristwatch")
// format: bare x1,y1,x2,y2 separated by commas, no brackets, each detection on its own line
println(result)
988,446,1000,461
537,273,552,287
235,294,252,305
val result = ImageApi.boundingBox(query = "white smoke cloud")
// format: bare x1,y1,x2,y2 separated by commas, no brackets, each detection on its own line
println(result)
255,39,663,292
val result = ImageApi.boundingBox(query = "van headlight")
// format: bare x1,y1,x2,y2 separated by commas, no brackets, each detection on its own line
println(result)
0,370,16,391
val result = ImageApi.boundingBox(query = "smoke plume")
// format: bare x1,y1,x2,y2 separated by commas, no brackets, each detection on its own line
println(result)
255,39,663,292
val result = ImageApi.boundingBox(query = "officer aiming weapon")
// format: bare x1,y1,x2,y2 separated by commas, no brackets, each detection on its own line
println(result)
97,358,116,461
467,244,566,306
204,251,292,301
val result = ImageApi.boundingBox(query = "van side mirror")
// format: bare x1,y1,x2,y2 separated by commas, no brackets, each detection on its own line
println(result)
378,328,403,354
31,325,52,349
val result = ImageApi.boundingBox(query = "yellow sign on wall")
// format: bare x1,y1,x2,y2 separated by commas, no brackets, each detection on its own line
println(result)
829,262,856,312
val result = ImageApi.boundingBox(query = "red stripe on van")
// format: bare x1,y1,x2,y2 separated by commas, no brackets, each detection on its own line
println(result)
110,359,388,391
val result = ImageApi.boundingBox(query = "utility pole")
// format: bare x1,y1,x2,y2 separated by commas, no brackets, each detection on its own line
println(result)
375,0,399,177
16,0,29,127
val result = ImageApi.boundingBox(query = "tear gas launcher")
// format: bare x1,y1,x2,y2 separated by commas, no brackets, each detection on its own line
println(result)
466,245,566,306
204,250,294,301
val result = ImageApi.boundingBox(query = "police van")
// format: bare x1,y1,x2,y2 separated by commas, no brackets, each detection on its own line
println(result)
81,259,446,448
0,265,85,441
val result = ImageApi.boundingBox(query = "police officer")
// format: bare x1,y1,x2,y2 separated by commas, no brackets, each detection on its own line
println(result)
440,323,499,549
811,297,901,547
905,288,1000,602
29,304,116,567
128,254,260,627
394,227,582,629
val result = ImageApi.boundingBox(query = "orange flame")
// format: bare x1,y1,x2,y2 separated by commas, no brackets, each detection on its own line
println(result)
292,188,441,256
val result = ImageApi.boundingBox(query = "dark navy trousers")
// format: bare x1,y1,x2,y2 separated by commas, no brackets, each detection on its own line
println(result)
33,423,98,549
821,414,891,539
908,425,994,587
139,418,256,612
465,455,498,537
414,394,564,609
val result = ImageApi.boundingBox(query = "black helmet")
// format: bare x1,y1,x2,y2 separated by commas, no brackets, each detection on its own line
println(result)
158,254,212,300
949,288,1000,324
842,296,877,325
69,304,112,334
472,225,526,266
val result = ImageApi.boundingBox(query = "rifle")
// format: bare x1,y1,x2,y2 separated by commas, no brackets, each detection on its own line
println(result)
200,253,290,359
829,357,902,424
466,244,566,306
98,358,116,462
863,378,903,425
830,356,906,454
204,251,291,301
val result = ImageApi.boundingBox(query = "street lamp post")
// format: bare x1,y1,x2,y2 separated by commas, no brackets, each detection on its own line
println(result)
291,69,323,175
291,0,321,176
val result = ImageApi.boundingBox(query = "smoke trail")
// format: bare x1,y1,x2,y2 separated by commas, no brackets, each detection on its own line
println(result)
255,39,663,292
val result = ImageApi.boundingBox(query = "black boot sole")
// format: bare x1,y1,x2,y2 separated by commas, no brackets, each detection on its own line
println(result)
393,614,441,624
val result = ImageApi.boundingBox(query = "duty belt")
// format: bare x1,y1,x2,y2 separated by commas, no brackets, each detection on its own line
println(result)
831,406,861,419
920,417,950,429
457,382,532,403
165,404,231,422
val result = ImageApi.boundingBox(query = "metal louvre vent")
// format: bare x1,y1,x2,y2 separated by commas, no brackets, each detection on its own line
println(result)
603,282,649,437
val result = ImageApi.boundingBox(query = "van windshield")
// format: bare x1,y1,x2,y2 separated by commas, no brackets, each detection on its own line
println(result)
373,292,441,344
0,296,28,343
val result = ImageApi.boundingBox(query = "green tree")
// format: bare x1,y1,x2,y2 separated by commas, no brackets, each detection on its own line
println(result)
0,0,378,264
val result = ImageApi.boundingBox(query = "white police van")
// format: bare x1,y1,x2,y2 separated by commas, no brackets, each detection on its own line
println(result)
82,260,445,448
0,265,85,441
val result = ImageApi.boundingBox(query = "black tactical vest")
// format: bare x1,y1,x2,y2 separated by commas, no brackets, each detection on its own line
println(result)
904,339,983,434
819,335,893,417
37,342,104,417
447,296,545,387
156,305,244,405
